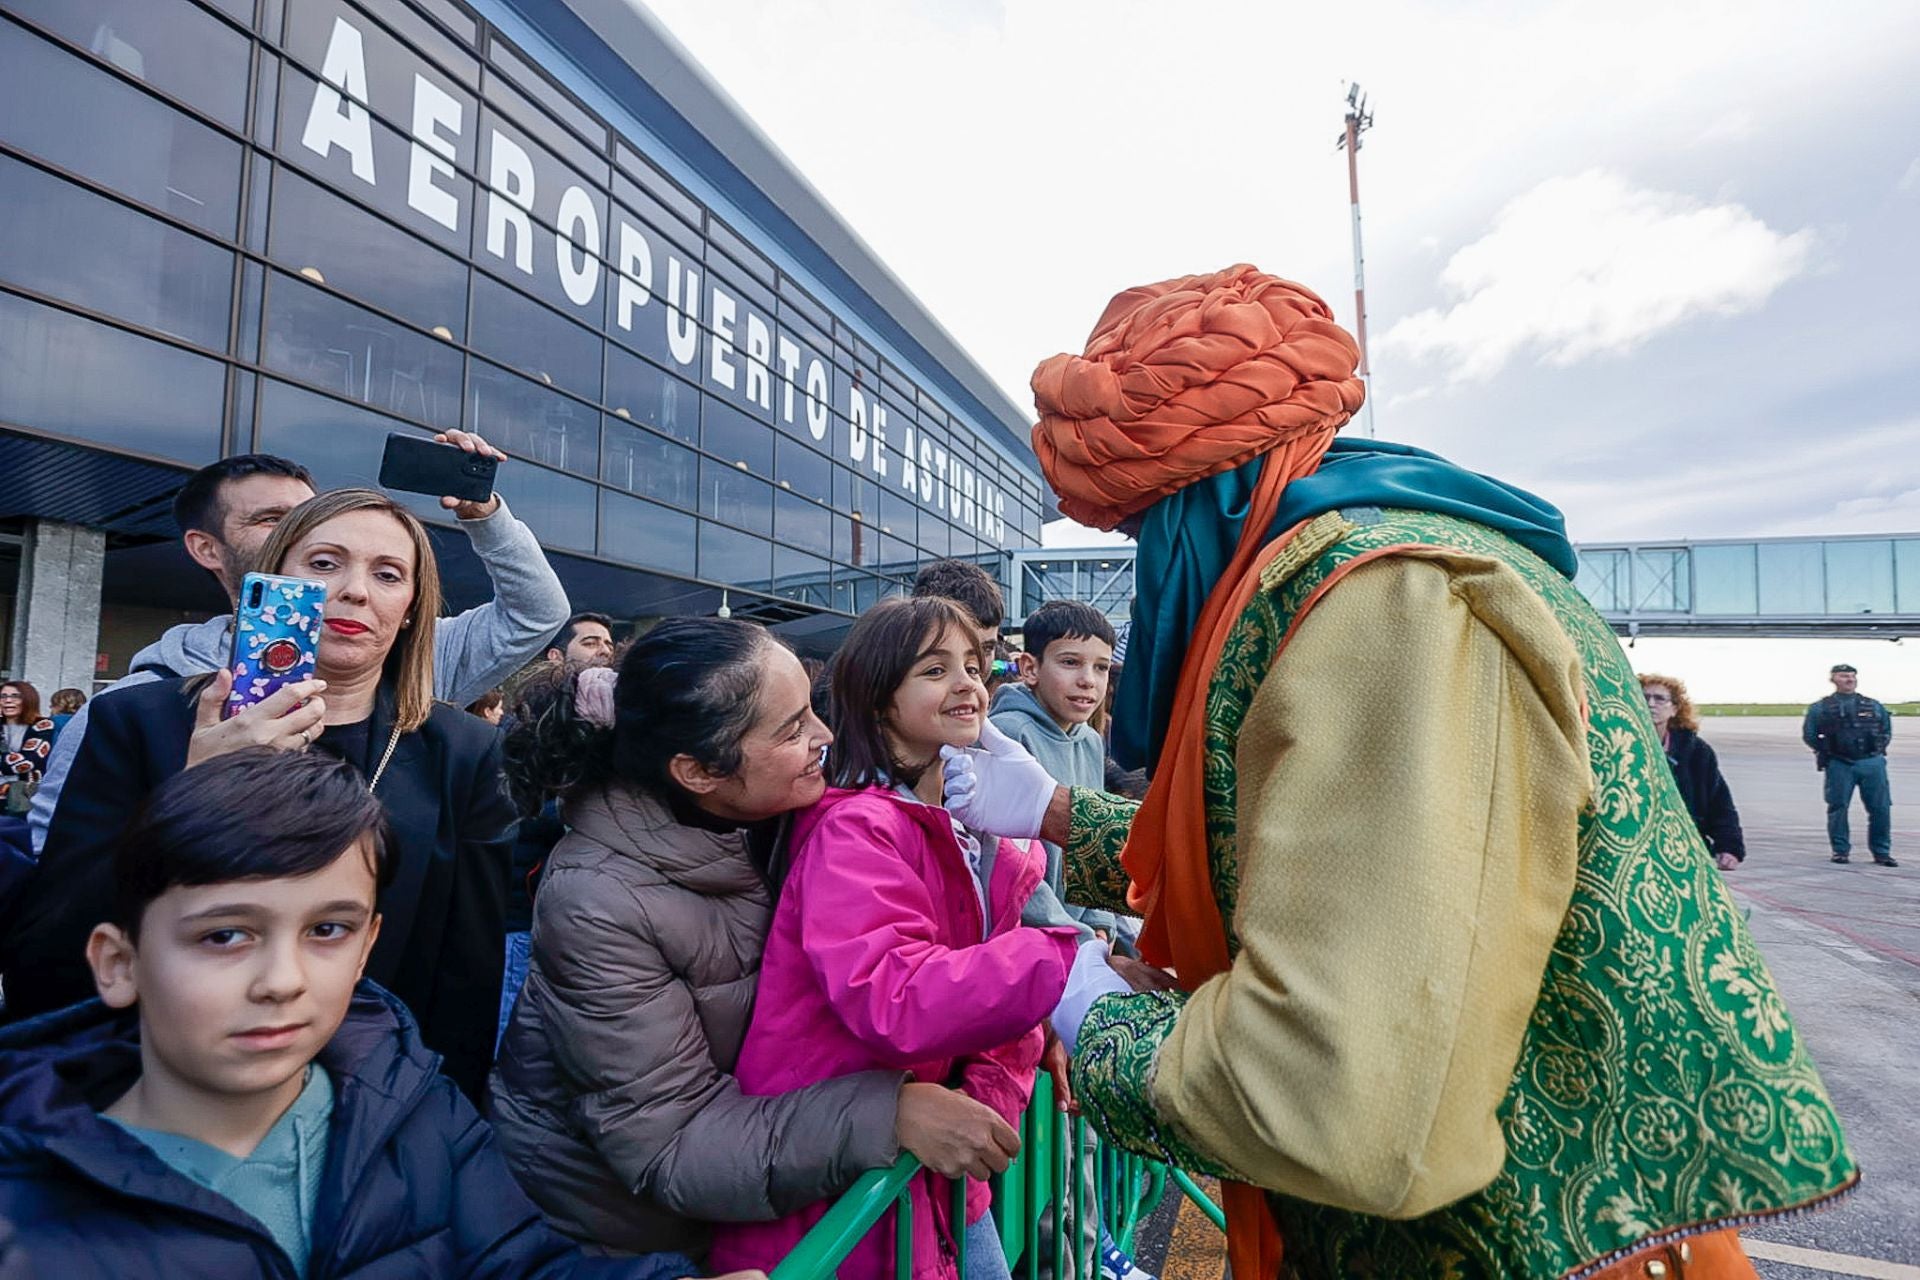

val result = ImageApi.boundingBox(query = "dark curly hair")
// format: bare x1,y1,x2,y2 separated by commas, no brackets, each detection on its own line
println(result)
503,618,780,816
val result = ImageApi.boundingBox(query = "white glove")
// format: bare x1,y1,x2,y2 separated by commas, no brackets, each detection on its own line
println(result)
939,720,1059,839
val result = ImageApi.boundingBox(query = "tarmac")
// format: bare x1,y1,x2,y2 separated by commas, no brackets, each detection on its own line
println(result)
1135,714,1920,1280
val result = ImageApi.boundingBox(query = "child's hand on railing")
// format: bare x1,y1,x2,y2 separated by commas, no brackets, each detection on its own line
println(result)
1041,1028,1080,1116
894,1083,1021,1181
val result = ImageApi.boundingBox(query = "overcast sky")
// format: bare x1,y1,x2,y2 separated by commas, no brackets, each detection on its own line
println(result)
633,0,1920,696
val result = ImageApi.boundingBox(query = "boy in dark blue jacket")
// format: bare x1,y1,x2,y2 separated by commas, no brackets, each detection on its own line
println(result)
0,747,707,1280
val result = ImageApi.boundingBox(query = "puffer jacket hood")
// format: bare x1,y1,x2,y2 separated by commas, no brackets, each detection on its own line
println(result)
0,983,692,1279
491,783,903,1260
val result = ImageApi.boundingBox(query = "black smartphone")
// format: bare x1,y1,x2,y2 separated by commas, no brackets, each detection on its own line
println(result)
378,433,498,504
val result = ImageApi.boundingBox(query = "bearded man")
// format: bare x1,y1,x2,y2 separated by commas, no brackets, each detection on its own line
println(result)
943,266,1855,1279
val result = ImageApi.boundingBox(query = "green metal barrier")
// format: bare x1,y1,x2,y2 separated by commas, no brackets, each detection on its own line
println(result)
769,1072,1222,1280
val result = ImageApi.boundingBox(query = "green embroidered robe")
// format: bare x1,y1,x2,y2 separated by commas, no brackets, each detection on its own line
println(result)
1065,508,1856,1278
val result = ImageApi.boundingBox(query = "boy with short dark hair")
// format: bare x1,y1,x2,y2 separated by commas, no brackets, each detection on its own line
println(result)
0,749,699,1280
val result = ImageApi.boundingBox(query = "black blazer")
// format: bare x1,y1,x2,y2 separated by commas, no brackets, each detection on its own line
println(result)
0,678,518,1100
1663,728,1746,861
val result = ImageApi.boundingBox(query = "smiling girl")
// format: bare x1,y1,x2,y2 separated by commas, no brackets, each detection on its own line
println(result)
707,597,1095,1280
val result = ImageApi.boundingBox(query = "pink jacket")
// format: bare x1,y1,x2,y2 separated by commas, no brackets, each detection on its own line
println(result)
708,785,1080,1280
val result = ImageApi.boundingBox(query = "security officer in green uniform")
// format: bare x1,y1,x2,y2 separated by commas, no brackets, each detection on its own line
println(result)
1803,663,1897,866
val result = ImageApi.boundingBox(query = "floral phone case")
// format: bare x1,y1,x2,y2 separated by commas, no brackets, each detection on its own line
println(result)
225,572,327,720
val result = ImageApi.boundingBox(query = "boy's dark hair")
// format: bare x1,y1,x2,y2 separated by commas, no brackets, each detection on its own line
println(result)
171,453,314,538
911,559,1004,631
1021,600,1117,661
549,611,615,655
828,596,980,790
506,617,779,812
112,749,396,939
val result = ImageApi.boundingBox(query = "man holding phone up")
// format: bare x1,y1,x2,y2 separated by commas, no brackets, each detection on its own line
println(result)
27,430,569,854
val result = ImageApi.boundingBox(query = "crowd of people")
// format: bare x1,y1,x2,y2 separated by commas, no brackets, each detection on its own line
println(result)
0,266,1877,1279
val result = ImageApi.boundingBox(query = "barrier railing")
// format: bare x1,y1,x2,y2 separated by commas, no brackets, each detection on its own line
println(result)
771,1073,1223,1280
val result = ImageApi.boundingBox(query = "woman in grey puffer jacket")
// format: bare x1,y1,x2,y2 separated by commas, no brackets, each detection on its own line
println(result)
490,620,1017,1259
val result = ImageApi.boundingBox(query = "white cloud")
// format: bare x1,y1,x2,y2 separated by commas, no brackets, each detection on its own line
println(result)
1379,170,1816,384
1899,157,1920,193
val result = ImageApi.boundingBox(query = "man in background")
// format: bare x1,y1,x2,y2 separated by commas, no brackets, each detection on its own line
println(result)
544,612,616,667
1804,663,1897,867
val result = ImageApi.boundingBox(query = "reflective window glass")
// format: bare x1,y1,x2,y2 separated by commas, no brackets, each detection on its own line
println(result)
7,0,250,129
1756,542,1825,615
268,167,469,338
606,203,697,373
1824,540,1895,615
775,489,832,558
698,521,771,589
772,545,832,608
0,154,231,351
263,270,462,430
472,111,607,321
493,462,596,553
699,459,773,537
1574,549,1628,613
1631,549,1688,613
598,490,695,576
258,378,440,509
466,360,599,477
1692,544,1757,615
775,437,830,499
0,291,224,463
470,273,600,400
703,396,773,472
602,416,697,511
878,485,917,557
0,20,242,235
343,0,481,88
1898,541,1920,613
918,514,950,559
605,344,696,443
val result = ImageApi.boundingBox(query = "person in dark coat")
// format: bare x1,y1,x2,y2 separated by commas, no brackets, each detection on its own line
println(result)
1,490,518,1101
0,751,693,1280
1641,674,1745,868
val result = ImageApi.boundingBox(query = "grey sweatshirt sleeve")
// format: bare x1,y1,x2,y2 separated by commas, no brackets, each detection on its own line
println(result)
431,499,571,707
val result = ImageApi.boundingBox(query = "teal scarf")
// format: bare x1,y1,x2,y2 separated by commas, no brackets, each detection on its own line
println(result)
1112,438,1577,772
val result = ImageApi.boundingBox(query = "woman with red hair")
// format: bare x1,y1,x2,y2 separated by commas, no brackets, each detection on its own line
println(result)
1642,672,1746,869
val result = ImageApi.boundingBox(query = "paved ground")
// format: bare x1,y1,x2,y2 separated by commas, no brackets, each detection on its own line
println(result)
1128,715,1920,1280
1705,716,1920,1278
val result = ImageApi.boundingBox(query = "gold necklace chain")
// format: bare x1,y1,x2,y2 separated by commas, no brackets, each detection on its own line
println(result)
367,724,402,794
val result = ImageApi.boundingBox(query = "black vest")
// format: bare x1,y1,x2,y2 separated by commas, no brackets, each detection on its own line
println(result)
1815,694,1887,761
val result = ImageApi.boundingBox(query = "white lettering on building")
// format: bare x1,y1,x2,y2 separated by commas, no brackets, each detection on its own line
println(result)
407,75,462,231
555,187,601,306
300,17,376,184
485,131,536,275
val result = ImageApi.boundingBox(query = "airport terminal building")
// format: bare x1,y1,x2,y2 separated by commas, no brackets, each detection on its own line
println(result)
0,0,1047,690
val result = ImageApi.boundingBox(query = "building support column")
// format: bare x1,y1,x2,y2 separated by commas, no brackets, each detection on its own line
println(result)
7,520,105,695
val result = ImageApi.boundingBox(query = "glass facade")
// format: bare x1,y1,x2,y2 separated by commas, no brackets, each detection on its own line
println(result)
0,0,1044,615
1578,537,1920,620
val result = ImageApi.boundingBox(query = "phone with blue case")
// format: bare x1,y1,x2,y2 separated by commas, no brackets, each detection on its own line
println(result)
225,572,327,720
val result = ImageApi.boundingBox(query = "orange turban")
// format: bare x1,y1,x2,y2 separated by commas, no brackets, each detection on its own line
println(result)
1031,265,1366,530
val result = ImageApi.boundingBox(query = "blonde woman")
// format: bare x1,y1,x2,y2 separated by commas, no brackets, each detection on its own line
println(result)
5,491,516,1098
1642,673,1746,870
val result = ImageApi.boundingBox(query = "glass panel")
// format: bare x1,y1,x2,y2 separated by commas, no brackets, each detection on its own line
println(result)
774,488,832,558
7,0,251,129
1631,548,1689,613
1756,542,1825,614
492,464,596,553
1824,540,1895,615
698,522,771,588
699,458,773,537
601,416,696,511
1573,549,1628,613
0,290,224,462
774,436,831,499
702,396,773,473
605,344,696,443
258,378,436,502
0,20,242,235
1691,544,1757,615
466,361,598,477
0,153,232,350
1898,541,1920,614
470,273,600,399
599,490,695,576
772,545,832,608
268,167,468,338
263,270,462,429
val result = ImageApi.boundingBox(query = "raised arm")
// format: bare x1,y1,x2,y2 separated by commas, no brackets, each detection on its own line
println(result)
1070,554,1591,1218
